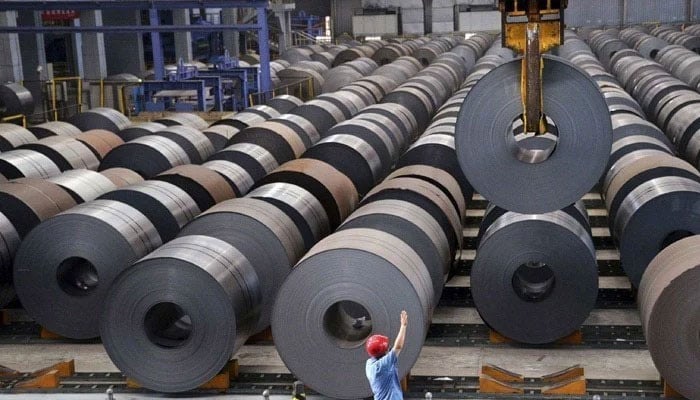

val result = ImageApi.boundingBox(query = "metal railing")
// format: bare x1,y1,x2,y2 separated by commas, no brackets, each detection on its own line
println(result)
1,114,27,127
248,77,314,107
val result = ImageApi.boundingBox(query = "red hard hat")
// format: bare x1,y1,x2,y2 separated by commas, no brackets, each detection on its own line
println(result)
365,334,389,358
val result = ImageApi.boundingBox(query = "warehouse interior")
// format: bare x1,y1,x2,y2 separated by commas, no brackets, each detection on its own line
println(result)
0,0,699,399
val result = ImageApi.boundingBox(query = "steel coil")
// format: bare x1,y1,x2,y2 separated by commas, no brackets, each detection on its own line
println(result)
75,129,125,160
605,154,700,287
0,124,37,151
117,122,167,142
21,136,100,171
101,234,261,392
227,121,306,164
265,95,303,114
99,133,192,178
68,108,131,133
0,149,61,179
638,236,700,400
155,164,236,211
0,83,34,117
201,125,239,152
28,121,82,139
153,113,208,131
472,203,597,344
206,143,279,195
456,55,612,213
47,169,118,203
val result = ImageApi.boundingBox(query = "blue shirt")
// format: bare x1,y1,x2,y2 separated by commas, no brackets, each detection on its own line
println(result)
366,349,403,400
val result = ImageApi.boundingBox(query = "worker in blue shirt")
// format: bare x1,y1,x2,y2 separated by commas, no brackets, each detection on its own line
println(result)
365,310,408,400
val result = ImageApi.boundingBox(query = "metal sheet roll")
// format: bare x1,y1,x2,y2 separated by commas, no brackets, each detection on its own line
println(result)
99,180,200,241
456,55,613,213
152,126,214,165
0,149,61,179
290,99,346,137
326,120,398,165
0,179,77,307
304,135,381,196
28,121,82,139
254,158,359,232
14,199,162,339
472,205,597,344
321,66,364,93
117,122,167,142
99,168,144,188
381,87,433,133
396,134,471,203
100,234,261,392
0,124,37,151
606,156,700,287
357,104,417,140
180,198,305,332
47,169,118,203
362,177,462,255
206,143,279,193
605,136,673,181
638,236,700,400
201,160,254,197
75,130,125,160
265,95,303,114
610,114,673,149
155,164,236,211
227,122,306,164
0,83,34,117
153,113,208,130
98,136,190,178
271,228,432,399
68,108,131,133
21,136,100,171
272,114,319,148
201,125,239,152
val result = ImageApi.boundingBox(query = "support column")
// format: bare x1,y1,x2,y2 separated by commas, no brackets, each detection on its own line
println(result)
173,9,193,62
257,7,272,96
272,2,295,52
18,11,47,118
103,10,146,76
0,11,24,82
149,9,164,80
79,10,108,108
222,8,240,57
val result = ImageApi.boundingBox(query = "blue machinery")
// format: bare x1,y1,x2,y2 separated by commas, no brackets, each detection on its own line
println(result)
136,56,261,112
0,0,273,104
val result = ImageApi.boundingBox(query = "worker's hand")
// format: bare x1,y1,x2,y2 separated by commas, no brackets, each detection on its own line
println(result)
400,310,408,327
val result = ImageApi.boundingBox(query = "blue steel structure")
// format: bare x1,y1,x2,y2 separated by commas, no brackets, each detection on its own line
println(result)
0,0,273,97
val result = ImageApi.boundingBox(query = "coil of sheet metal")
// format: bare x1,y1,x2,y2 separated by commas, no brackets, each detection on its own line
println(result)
638,235,700,400
68,108,131,133
455,55,613,214
0,83,34,117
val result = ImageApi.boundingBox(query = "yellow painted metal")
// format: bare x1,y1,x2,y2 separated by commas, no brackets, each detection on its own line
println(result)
499,0,567,134
1,114,27,127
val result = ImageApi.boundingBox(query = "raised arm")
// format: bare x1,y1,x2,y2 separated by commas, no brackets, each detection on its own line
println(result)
393,311,408,356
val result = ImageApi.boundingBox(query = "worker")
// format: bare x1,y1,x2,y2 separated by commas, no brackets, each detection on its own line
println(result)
365,310,408,400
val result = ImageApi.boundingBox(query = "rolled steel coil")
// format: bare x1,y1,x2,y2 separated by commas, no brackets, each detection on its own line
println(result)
332,45,376,67
20,136,100,172
101,234,262,392
15,177,205,338
117,122,168,142
0,178,77,307
28,121,82,139
290,98,348,137
154,164,236,211
372,43,410,65
265,95,303,114
0,149,61,179
280,47,314,64
251,159,359,250
99,167,144,187
310,51,335,67
68,108,131,133
153,113,208,131
179,198,305,330
75,130,125,160
456,55,612,213
272,171,462,399
149,126,214,164
278,63,327,97
226,121,306,165
638,236,700,400
0,124,37,151
212,105,280,130
472,203,596,344
47,169,118,203
100,126,214,177
202,125,239,152
205,144,279,196
605,153,700,287
0,83,34,117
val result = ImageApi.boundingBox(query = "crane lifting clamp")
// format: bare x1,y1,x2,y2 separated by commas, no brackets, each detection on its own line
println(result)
499,0,568,135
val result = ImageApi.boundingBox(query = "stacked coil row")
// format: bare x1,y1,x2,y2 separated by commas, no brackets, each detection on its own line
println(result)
96,39,488,396
13,54,410,344
569,30,700,400
371,38,429,65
